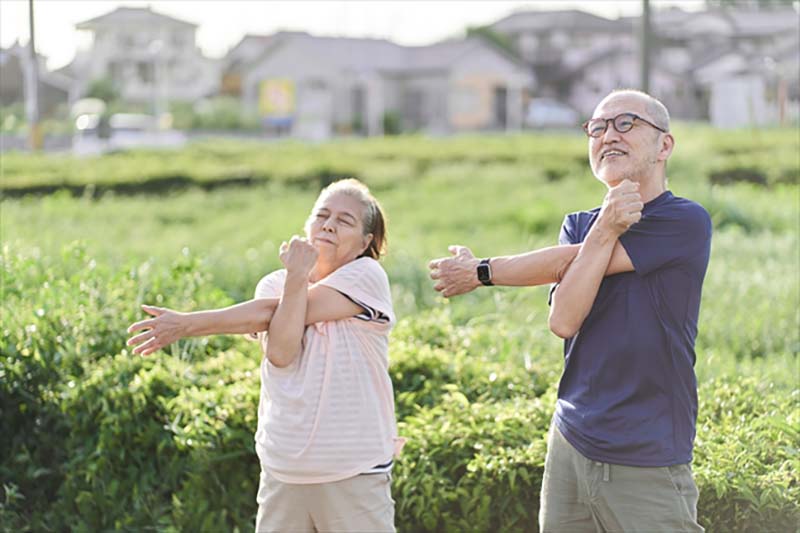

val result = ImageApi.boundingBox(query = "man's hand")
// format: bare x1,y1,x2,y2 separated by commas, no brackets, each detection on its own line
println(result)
597,179,643,236
428,245,481,298
280,236,318,277
127,304,188,356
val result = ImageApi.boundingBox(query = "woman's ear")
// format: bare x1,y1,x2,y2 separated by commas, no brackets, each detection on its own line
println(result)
361,233,374,254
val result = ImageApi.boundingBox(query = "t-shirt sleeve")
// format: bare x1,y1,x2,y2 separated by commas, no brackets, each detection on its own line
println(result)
549,214,579,305
316,257,396,326
619,202,712,277
247,270,286,340
254,269,287,299
559,213,580,246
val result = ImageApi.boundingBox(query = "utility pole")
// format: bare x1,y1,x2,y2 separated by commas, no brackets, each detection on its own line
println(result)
24,0,42,151
640,0,651,93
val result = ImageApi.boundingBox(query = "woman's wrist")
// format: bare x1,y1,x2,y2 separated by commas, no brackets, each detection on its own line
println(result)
284,270,310,290
183,312,206,337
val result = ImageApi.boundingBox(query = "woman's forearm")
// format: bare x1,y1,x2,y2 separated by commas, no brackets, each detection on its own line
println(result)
266,272,308,367
185,298,278,336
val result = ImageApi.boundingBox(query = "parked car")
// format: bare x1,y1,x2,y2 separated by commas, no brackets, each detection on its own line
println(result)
73,113,186,156
525,98,581,128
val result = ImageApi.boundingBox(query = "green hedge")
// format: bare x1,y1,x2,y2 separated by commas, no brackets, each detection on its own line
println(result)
2,246,798,531
2,126,796,196
394,390,554,532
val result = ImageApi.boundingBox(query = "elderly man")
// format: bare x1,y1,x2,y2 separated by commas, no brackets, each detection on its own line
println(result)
429,89,710,532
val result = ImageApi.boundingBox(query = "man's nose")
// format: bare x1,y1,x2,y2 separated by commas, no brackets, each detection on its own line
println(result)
601,123,622,143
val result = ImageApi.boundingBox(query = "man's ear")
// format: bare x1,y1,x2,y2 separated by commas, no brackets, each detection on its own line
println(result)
658,133,675,162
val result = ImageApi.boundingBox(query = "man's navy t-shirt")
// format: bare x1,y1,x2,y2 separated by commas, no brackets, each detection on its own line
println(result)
552,191,712,467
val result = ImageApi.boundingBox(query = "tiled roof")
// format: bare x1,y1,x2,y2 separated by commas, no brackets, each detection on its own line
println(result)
490,9,630,33
243,33,525,74
76,7,197,29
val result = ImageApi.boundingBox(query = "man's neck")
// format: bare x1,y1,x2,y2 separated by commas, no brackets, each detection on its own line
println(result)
608,173,666,203
639,178,667,204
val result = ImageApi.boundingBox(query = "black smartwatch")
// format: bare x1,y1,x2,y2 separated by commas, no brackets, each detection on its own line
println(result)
477,258,493,286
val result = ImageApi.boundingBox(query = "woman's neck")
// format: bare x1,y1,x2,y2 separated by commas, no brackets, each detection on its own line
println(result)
309,262,334,283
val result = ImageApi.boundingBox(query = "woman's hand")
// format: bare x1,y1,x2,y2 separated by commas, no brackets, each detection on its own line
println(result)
280,236,318,278
126,304,190,356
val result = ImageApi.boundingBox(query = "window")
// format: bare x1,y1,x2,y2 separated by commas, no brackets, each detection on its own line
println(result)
117,33,135,49
137,62,154,84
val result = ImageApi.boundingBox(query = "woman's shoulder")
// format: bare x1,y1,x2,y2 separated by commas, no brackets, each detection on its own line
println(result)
254,268,287,298
342,257,389,281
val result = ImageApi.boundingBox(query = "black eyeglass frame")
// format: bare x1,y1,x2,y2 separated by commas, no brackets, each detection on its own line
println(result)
582,113,668,138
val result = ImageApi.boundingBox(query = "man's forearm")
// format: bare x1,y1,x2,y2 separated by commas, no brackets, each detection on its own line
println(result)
184,298,278,336
549,225,617,338
432,242,632,298
491,245,581,286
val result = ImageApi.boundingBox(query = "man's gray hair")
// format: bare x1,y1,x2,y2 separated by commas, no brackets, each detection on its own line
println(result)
608,89,670,132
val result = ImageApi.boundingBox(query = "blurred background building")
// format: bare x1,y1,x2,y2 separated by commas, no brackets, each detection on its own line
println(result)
1,3,797,144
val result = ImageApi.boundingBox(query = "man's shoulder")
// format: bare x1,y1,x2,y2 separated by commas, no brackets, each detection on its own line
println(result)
564,207,602,226
658,194,712,228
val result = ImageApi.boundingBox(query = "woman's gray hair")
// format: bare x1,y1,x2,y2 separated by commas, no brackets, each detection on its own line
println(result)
314,178,387,259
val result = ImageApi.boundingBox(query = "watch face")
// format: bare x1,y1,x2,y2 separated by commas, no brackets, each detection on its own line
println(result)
477,264,491,282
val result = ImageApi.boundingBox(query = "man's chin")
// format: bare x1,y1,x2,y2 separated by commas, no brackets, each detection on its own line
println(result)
595,172,620,187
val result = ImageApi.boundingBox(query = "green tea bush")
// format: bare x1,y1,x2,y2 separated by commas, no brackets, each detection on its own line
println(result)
391,377,800,532
2,129,798,531
50,351,260,532
694,379,800,531
3,126,795,196
393,389,555,533
1,244,249,531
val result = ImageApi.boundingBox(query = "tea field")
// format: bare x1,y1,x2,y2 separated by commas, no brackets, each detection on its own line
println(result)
1,127,798,531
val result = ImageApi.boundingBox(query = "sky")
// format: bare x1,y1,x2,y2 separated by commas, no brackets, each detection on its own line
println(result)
0,0,708,70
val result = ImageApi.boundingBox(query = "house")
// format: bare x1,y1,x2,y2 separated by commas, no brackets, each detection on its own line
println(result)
220,32,303,97
553,45,698,120
69,6,220,106
488,5,799,127
0,42,75,117
489,10,633,99
234,33,533,138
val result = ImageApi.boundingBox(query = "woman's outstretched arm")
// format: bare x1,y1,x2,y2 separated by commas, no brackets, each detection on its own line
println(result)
127,298,277,356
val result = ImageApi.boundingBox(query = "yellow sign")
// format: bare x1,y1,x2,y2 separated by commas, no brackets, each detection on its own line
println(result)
259,79,295,118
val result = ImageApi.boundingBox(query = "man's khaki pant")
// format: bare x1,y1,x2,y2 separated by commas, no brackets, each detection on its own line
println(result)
255,470,395,532
539,422,705,532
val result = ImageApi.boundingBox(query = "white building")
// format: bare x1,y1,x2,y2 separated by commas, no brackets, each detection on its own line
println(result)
71,7,220,106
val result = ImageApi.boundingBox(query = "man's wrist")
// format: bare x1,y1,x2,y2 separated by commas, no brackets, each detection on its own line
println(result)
590,219,621,244
477,258,494,286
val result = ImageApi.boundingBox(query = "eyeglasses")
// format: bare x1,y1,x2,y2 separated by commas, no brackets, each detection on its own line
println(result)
582,113,667,138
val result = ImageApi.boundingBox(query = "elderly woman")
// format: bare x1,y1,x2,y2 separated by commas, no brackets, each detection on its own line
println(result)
127,179,401,532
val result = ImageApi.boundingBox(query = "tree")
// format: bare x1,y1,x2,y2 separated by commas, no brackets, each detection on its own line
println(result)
466,26,519,58
84,78,119,104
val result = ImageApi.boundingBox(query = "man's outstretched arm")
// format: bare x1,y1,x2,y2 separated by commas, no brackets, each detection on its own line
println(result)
429,236,633,297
